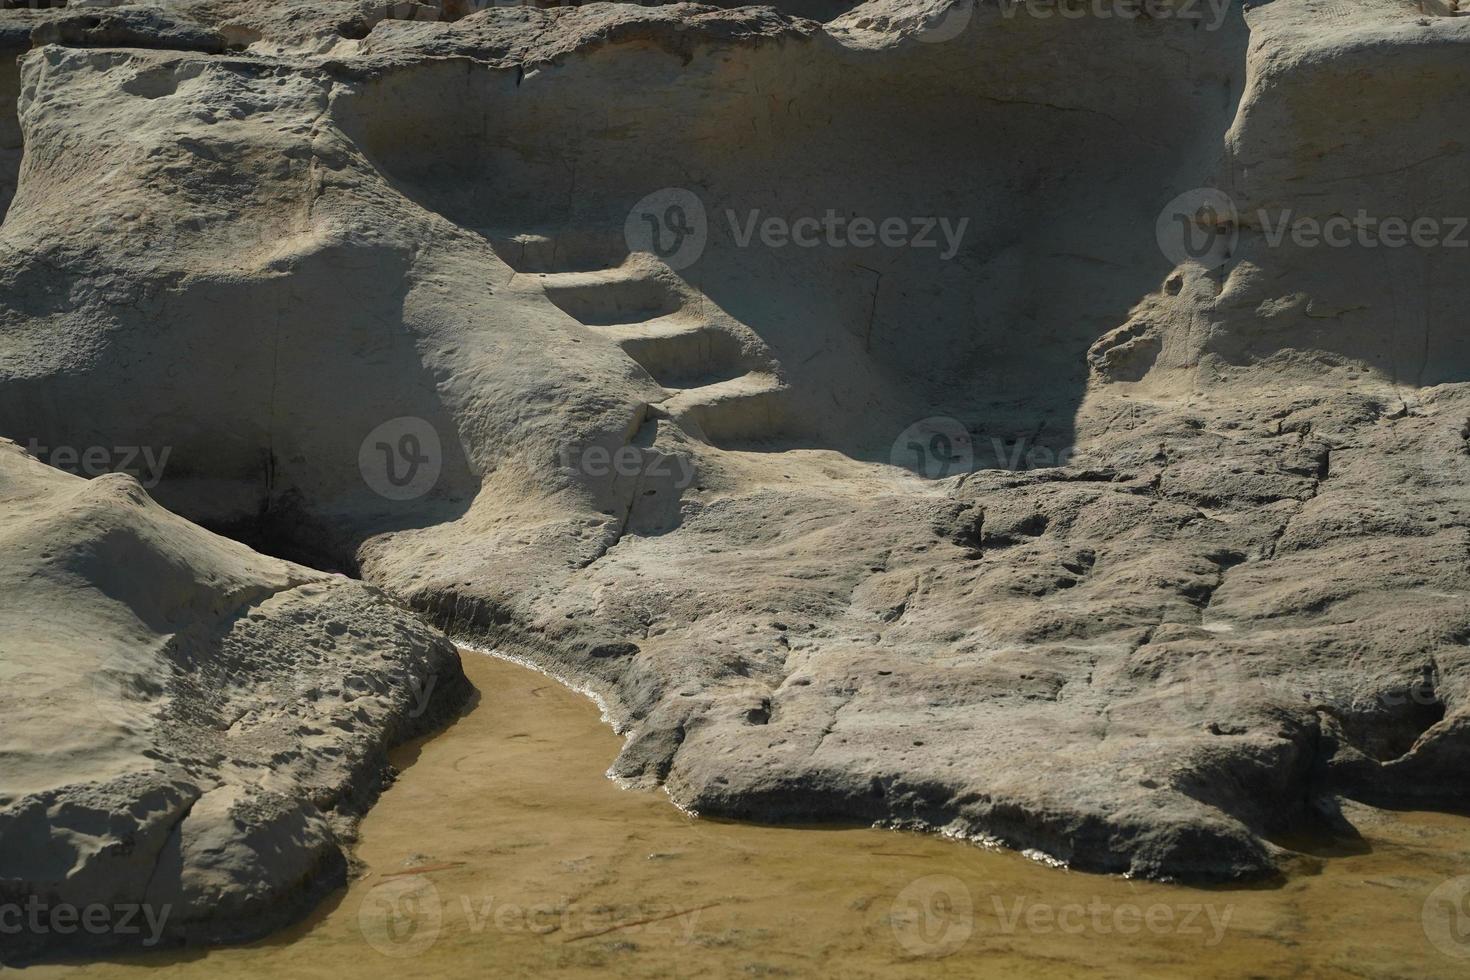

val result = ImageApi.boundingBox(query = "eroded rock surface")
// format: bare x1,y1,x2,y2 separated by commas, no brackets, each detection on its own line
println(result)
0,441,469,960
0,0,1468,943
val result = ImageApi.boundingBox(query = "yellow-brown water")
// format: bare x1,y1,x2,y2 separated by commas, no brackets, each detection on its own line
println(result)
26,651,1470,978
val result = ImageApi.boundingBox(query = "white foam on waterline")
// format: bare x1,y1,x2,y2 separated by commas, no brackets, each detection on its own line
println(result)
457,641,624,732
456,643,705,806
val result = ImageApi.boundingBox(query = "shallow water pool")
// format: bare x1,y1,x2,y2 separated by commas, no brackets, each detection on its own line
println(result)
29,650,1470,978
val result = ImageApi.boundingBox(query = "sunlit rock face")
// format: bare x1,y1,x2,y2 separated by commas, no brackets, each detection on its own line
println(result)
1,0,1469,957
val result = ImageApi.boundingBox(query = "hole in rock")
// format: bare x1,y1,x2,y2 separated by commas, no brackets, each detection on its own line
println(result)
1332,681,1448,764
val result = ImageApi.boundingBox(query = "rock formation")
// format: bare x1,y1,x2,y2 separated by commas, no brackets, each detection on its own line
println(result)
0,440,468,960
1,0,1468,958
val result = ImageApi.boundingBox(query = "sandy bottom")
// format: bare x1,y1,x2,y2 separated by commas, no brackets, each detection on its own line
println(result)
26,650,1470,978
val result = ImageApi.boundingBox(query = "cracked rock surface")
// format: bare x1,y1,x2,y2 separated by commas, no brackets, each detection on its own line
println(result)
1,0,1469,954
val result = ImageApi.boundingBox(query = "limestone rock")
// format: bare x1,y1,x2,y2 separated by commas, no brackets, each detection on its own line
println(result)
0,0,1467,953
0,442,469,961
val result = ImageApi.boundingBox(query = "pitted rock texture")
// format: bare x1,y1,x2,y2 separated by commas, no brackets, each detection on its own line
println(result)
0,442,469,961
0,0,1468,948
